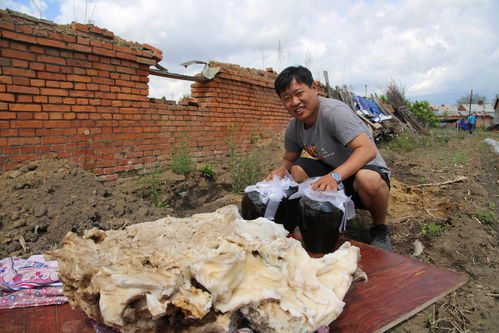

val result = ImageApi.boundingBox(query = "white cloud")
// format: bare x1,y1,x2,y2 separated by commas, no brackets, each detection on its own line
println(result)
1,0,48,18
3,0,498,103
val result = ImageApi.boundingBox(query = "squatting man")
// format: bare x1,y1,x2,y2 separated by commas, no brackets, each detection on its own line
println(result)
266,66,393,250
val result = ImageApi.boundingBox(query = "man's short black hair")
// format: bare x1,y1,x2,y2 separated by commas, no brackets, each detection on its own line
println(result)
274,66,314,96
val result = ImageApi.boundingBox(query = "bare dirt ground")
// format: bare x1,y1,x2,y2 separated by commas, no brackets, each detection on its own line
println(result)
0,129,497,332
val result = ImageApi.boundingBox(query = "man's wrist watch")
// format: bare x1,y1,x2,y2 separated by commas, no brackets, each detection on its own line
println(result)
331,172,342,183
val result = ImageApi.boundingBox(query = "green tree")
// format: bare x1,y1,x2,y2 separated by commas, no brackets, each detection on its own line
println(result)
456,93,487,106
407,100,439,127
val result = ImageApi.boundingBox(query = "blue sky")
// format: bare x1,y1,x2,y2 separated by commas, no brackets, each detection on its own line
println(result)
2,0,498,104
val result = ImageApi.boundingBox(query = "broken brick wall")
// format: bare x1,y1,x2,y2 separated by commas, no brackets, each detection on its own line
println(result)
0,10,290,181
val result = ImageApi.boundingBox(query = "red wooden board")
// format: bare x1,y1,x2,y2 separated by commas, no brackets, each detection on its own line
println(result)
0,239,467,333
330,239,468,332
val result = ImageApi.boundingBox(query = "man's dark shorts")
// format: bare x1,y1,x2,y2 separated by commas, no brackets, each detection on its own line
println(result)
293,157,390,209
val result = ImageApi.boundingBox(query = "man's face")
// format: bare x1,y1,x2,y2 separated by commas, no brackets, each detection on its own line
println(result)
279,79,319,127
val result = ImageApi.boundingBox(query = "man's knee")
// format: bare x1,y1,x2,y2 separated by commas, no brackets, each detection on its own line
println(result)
290,164,309,183
354,169,389,197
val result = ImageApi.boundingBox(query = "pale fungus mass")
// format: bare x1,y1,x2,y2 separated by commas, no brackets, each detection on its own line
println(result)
48,205,361,333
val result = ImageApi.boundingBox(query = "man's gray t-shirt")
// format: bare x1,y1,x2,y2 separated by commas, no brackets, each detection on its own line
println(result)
284,97,390,175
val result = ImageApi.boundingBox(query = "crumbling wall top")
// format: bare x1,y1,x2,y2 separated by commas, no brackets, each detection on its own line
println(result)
0,9,162,64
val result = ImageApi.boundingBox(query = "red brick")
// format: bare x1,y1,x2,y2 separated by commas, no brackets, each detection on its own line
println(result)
66,74,91,83
8,136,41,145
72,105,96,112
29,45,45,54
30,62,45,71
3,67,36,78
3,147,20,154
76,98,89,104
90,39,102,47
40,88,68,96
33,96,48,103
63,98,76,104
19,146,37,154
116,52,136,61
63,112,76,120
16,95,33,103
92,77,114,85
0,112,16,119
46,80,60,88
18,112,33,120
7,85,39,94
60,82,74,89
37,55,66,65
30,79,45,87
9,104,41,113
51,144,65,151
73,83,86,90
0,76,13,84
93,63,115,71
1,128,18,136
0,93,15,102
38,72,66,80
42,104,71,112
67,43,92,53
10,120,43,128
45,120,73,128
10,41,28,51
1,30,37,45
34,112,49,120
69,90,94,98
73,67,86,75
45,64,61,72
0,20,15,30
48,96,63,104
12,59,28,68
13,77,30,85
62,34,77,43
36,37,66,49
47,31,64,41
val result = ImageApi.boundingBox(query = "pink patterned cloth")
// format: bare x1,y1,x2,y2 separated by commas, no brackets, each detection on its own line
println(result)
0,286,67,309
0,255,67,309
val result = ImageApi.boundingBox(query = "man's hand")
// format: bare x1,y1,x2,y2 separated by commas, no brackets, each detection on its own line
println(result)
265,165,287,181
265,151,300,181
310,173,339,191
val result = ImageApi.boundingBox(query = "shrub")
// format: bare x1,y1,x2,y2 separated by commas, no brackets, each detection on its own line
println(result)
473,209,495,225
199,164,215,178
229,150,264,193
407,100,439,128
421,222,448,236
226,138,264,193
171,142,193,175
141,168,169,208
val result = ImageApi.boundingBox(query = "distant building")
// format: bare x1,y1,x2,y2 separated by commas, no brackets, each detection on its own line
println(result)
430,103,494,129
494,98,499,126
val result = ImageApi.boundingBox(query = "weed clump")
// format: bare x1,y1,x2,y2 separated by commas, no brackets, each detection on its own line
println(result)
473,209,496,225
199,164,215,178
227,138,264,194
141,168,169,208
171,142,193,175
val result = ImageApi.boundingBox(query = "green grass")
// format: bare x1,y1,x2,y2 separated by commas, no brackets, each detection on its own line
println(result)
473,209,496,225
382,130,452,152
421,221,448,236
170,141,193,175
417,176,428,183
226,137,265,194
141,167,169,208
199,164,215,178
450,150,470,165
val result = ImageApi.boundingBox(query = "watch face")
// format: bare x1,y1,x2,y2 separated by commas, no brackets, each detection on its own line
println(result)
332,172,341,182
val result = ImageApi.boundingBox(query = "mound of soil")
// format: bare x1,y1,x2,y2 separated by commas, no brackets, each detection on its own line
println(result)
0,130,497,332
